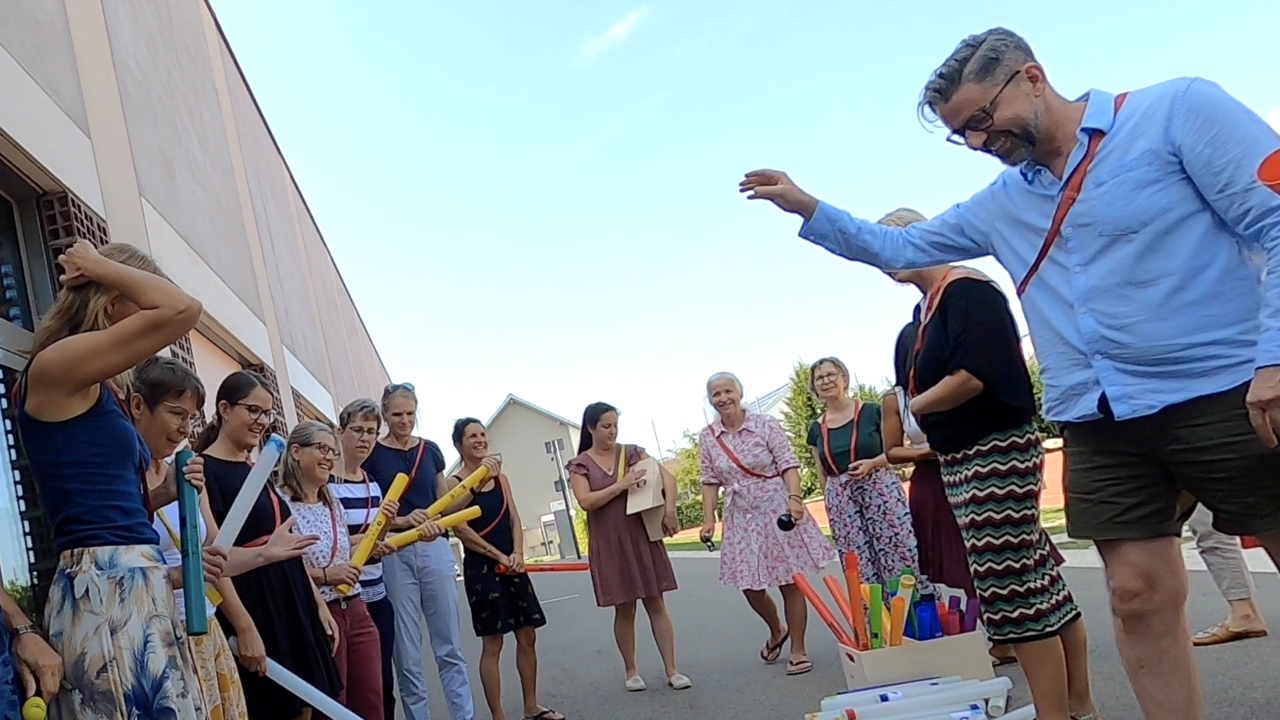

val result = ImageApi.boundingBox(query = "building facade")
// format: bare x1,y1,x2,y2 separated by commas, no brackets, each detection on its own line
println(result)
0,1,388,600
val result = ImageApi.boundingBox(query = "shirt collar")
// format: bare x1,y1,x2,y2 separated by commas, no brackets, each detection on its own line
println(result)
710,410,755,436
1018,88,1117,183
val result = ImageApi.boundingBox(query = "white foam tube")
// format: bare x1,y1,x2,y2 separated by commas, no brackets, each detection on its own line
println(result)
828,677,1012,719
822,676,967,710
212,434,285,550
808,703,986,720
823,680,982,711
228,638,358,720
996,705,1035,720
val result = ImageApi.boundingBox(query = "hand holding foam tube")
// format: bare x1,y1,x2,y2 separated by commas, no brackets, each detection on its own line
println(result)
337,472,410,596
425,464,490,518
212,434,285,551
385,507,481,550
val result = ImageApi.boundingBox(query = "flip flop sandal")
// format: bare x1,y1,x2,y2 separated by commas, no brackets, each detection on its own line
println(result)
785,658,812,676
524,708,565,720
760,630,790,663
1191,623,1268,647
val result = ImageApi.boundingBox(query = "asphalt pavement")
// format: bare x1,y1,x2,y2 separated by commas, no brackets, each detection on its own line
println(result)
408,556,1280,719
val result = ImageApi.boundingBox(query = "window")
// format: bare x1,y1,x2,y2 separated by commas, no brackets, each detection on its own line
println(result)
0,195,34,332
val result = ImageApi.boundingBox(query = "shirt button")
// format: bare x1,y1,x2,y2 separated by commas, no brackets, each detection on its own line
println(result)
1073,265,1083,273
1063,227,1075,236
1079,307,1087,314
1093,353,1103,360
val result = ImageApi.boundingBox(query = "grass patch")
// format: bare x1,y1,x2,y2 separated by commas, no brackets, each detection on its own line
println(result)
1041,506,1066,532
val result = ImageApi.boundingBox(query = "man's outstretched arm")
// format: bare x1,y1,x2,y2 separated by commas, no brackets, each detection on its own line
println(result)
739,169,990,269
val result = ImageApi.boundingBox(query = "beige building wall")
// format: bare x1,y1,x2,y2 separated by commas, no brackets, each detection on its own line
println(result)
0,1,389,583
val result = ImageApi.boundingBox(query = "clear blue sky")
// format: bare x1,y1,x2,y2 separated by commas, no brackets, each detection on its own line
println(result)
211,0,1280,463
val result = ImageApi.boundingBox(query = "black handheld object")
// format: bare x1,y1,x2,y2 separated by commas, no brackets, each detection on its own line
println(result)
777,513,796,532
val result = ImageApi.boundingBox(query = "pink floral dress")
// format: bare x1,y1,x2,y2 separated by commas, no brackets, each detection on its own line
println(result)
699,412,836,590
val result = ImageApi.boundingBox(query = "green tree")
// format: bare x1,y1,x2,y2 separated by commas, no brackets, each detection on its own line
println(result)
668,431,705,529
1027,359,1059,439
780,362,823,498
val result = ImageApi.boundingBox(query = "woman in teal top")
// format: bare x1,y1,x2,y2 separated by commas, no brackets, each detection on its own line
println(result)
805,356,926,587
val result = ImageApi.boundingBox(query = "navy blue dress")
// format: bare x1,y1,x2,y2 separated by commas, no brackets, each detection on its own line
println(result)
459,475,546,637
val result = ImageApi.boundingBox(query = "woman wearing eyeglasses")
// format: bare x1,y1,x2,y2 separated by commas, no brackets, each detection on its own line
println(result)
281,421,405,720
804,356,924,588
333,398,400,720
197,372,342,720
362,382,476,720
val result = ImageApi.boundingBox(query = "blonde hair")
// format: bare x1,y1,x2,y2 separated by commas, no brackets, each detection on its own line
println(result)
31,243,165,356
877,207,928,228
278,420,337,507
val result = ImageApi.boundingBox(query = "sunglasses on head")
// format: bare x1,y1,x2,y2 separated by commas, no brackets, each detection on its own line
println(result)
383,382,415,397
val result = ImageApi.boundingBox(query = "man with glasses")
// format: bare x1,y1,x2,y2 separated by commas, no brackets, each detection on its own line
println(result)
741,26,1280,720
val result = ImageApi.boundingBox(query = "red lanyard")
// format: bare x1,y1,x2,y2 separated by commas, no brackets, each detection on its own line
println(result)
819,402,861,477
325,501,340,567
342,470,376,536
1016,92,1129,297
908,267,957,397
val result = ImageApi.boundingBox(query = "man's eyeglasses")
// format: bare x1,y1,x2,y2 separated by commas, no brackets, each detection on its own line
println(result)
235,403,278,423
946,70,1021,146
383,382,415,397
302,442,342,459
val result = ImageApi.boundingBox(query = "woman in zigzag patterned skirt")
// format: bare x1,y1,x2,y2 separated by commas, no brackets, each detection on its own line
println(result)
882,248,1103,718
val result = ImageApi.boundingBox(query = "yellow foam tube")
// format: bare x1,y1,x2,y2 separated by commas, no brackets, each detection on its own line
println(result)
337,473,411,595
385,506,481,550
424,465,489,518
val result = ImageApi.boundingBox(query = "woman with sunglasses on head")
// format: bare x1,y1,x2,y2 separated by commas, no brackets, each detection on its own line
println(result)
449,418,562,720
280,421,402,720
16,239,214,719
880,208,1100,720
196,371,341,720
362,382,476,720
333,399,401,720
805,356,925,589
567,402,689,692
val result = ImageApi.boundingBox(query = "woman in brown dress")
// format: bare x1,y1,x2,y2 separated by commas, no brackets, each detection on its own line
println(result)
566,402,691,693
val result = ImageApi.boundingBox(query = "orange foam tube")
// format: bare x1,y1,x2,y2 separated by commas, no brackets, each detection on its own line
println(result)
842,552,869,650
793,574,855,648
822,575,857,637
496,561,590,574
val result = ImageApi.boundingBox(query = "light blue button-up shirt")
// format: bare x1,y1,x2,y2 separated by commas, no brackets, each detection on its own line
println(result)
798,77,1280,424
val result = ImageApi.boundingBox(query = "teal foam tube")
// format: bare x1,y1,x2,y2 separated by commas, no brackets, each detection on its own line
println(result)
175,449,206,636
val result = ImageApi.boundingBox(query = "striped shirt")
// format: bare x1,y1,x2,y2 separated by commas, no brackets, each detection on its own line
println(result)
329,472,386,603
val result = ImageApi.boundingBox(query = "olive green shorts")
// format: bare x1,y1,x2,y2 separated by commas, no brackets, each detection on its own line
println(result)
1062,383,1280,541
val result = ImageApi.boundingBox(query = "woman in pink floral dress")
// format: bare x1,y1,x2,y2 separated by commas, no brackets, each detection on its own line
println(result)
698,372,836,676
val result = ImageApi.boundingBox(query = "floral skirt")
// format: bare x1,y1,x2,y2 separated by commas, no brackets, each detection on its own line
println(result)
188,619,249,720
45,545,205,720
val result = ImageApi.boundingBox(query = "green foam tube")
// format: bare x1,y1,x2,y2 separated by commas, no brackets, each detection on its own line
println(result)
869,584,883,649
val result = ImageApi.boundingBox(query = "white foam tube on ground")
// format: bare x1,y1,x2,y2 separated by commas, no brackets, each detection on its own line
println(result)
995,705,1035,720
822,679,981,711
212,434,285,551
825,677,1012,719
228,638,358,720
808,703,987,720
822,676,968,710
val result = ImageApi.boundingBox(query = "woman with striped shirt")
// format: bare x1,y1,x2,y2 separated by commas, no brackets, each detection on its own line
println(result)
333,399,403,720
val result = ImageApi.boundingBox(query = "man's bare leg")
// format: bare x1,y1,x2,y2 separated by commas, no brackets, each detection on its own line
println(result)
1097,537,1201,720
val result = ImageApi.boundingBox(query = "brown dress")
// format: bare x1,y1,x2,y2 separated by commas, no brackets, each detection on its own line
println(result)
566,444,678,607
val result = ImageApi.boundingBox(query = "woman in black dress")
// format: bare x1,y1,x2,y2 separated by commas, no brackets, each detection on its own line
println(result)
194,371,342,720
448,418,562,720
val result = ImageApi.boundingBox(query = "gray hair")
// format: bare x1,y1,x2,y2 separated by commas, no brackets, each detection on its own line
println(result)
877,207,927,228
706,371,744,397
278,420,337,507
918,27,1037,125
340,397,381,429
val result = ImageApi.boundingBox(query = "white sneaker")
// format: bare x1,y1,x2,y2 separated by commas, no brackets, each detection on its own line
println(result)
667,673,692,690
625,675,646,692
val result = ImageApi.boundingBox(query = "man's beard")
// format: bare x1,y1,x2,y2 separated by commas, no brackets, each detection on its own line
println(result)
984,124,1039,166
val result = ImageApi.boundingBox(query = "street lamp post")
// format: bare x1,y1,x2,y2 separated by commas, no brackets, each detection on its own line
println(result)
545,438,582,559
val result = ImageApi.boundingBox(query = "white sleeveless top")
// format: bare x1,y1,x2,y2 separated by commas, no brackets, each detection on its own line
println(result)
894,386,930,450
154,501,217,622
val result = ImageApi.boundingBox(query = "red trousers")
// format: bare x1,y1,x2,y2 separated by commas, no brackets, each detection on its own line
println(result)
320,596,383,720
